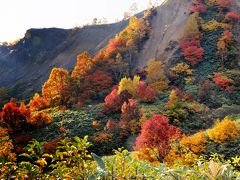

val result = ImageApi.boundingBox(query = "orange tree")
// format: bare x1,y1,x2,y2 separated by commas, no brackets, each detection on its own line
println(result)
71,51,93,79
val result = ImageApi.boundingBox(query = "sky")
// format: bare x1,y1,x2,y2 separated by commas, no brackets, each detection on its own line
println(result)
0,0,162,42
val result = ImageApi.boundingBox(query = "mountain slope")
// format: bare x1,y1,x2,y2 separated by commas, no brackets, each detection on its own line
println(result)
0,22,129,98
137,0,192,67
1,0,239,100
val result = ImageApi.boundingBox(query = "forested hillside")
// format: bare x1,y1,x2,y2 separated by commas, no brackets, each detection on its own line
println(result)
0,0,240,179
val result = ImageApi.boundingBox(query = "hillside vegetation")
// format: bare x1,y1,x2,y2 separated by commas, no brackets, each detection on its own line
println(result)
0,0,240,179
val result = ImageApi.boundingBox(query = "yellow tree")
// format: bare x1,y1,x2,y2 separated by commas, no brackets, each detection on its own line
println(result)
71,51,93,78
118,75,140,97
42,68,70,105
146,60,169,92
182,12,200,40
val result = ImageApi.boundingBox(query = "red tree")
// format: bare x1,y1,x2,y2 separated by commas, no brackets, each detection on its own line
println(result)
103,87,132,114
82,70,113,98
136,81,156,102
213,73,233,92
180,38,200,49
0,102,31,132
180,39,204,65
103,89,121,114
134,114,181,161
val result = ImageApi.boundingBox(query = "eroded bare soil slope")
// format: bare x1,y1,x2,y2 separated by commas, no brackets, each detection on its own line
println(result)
137,0,192,67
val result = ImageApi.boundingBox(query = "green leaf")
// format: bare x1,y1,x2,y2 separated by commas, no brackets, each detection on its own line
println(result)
19,153,32,159
92,153,105,170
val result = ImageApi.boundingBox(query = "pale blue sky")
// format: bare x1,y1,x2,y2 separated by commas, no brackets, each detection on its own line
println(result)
0,0,162,42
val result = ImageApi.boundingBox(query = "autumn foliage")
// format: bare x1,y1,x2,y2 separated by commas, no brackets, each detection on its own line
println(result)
0,127,16,162
29,93,50,111
119,99,141,136
199,80,213,100
106,37,127,57
105,120,118,131
82,70,113,99
180,131,207,154
136,81,156,102
183,13,201,40
170,63,193,76
146,60,169,92
103,89,121,114
190,0,206,13
135,115,181,162
207,118,240,143
92,132,113,143
0,102,31,132
180,39,204,65
202,19,229,31
164,131,208,166
217,30,233,62
103,88,132,114
42,138,63,154
118,76,140,97
42,68,70,105
71,52,93,79
28,112,52,128
94,15,150,67
213,72,233,91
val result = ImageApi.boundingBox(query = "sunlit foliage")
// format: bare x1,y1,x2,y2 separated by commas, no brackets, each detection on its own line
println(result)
135,114,181,162
207,118,240,143
118,76,140,97
71,51,93,78
42,68,70,106
29,93,50,111
0,102,31,132
28,112,52,128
